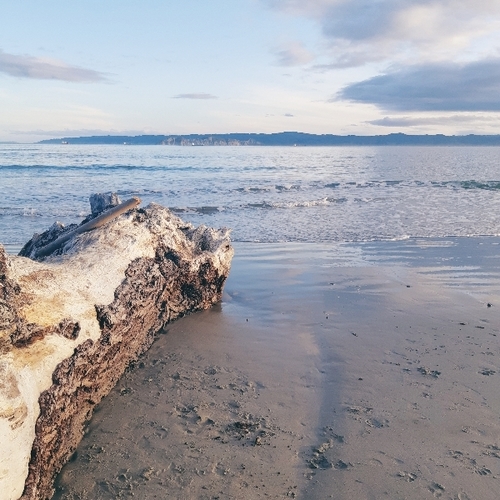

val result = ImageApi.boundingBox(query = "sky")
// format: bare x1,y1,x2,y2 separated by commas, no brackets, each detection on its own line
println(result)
2,0,500,142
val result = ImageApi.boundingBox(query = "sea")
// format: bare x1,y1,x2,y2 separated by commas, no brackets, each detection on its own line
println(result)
2,143,500,247
2,143,500,295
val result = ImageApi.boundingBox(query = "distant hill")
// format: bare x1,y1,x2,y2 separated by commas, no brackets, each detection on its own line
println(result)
38,132,500,146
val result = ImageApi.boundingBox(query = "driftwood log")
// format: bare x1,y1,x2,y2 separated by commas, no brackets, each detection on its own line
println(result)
34,197,141,259
0,197,233,500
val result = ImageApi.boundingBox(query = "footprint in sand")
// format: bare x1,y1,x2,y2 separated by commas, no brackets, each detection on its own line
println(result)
417,366,441,378
428,481,445,497
397,471,417,482
479,368,496,376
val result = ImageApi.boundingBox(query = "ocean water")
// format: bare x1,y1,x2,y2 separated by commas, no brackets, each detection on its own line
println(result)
1,144,500,251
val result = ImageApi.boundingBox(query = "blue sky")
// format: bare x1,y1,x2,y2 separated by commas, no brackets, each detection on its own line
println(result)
2,0,500,142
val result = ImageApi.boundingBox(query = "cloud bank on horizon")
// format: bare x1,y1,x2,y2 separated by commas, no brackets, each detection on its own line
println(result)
1,0,500,141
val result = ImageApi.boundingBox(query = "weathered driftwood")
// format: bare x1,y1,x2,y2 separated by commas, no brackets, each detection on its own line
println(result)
0,199,233,500
89,192,121,215
35,197,141,259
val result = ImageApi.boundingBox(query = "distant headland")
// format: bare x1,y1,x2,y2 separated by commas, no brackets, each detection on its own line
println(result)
38,132,500,146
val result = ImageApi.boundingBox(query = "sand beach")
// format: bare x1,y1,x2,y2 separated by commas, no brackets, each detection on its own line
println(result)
50,238,500,500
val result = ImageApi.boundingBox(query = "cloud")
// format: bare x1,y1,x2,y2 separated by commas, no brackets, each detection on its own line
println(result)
274,42,314,66
172,93,218,99
12,128,149,137
337,59,500,111
321,0,395,42
264,1,500,67
367,114,500,127
0,49,107,82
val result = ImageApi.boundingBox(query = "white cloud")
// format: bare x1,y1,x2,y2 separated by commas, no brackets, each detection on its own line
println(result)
264,0,500,67
368,114,500,127
0,49,107,82
2,104,117,142
172,93,218,99
11,128,149,137
273,42,315,66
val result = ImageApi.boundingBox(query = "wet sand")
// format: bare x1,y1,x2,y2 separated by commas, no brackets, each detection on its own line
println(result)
52,239,500,499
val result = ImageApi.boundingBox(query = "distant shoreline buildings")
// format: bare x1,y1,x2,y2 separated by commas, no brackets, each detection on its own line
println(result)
38,132,500,146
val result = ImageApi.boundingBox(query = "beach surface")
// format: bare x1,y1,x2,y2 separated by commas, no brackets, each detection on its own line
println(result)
52,239,500,500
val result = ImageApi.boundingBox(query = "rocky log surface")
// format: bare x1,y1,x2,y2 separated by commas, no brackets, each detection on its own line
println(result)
0,197,233,500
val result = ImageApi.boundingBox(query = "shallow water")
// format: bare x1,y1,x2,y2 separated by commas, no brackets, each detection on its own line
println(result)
1,144,500,247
